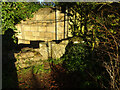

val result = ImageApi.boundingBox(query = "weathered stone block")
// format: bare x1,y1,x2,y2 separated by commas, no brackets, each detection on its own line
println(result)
39,42,48,60
24,35,36,40
46,26,55,32
58,34,63,40
18,39,30,44
24,40,30,44
58,28,64,33
31,25,38,32
24,25,31,31
51,42,67,59
46,15,55,20
53,34,56,40
36,15,44,20
32,31,40,36
39,27,46,32
24,31,32,36
39,32,45,38
40,38,46,41
18,39,24,44
44,32,54,39
35,36,40,40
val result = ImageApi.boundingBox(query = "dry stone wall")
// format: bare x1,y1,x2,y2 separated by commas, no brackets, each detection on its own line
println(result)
14,40,69,69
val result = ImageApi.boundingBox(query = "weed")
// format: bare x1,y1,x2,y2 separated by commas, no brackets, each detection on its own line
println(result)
48,58,64,65
32,64,44,74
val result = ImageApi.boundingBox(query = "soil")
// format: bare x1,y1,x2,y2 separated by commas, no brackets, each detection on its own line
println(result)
2,44,90,89
17,63,65,89
17,61,85,89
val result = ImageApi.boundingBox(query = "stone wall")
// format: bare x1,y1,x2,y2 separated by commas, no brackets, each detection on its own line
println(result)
15,7,71,44
14,7,72,62
14,40,69,69
37,40,69,60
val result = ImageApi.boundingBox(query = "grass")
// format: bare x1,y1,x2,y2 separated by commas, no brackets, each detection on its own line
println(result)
48,58,64,65
17,61,51,75
32,64,44,74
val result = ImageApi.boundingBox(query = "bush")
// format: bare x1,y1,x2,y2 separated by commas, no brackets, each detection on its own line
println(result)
61,41,110,88
63,42,90,72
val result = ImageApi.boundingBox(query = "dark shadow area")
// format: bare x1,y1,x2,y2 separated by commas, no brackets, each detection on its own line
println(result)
30,41,44,48
2,28,20,88
52,36,75,44
18,44,31,49
18,40,45,49
52,40,62,44
50,63,90,88
23,66,52,89
31,67,42,89
49,42,110,89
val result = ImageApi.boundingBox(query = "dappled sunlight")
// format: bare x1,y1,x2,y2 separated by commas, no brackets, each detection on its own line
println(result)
2,2,120,89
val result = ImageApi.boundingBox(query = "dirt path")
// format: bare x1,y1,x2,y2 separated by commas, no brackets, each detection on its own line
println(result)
3,46,87,89
17,63,63,89
17,61,84,89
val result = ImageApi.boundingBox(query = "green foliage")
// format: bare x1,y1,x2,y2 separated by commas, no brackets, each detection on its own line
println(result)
32,64,44,74
17,64,49,75
63,42,90,72
57,2,120,89
48,58,64,65
2,2,43,34
61,41,106,88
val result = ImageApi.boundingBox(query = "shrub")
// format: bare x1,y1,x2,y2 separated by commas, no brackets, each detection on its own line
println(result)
63,41,90,72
